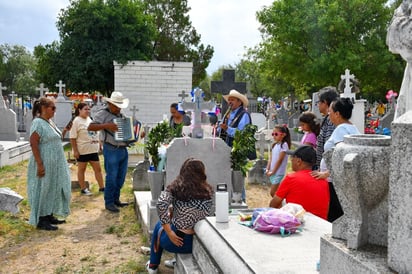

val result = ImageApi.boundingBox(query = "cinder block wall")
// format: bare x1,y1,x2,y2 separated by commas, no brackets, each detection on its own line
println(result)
114,61,193,126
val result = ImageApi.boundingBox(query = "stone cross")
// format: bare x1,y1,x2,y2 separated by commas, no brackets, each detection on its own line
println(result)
55,80,66,97
256,132,269,160
0,82,7,110
35,83,49,97
9,91,17,111
211,69,247,117
130,105,139,119
340,69,356,101
181,88,215,138
178,90,189,102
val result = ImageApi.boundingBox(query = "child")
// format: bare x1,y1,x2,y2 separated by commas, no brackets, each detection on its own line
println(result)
299,112,320,148
266,125,291,197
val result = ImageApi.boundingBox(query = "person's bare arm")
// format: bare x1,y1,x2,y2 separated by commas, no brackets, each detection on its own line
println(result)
30,132,45,177
88,122,118,132
269,195,283,208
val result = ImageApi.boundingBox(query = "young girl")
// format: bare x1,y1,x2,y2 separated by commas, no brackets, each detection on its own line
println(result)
266,125,291,197
299,111,320,148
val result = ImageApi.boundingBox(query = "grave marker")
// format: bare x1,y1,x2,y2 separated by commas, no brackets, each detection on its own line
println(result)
181,88,215,138
211,70,247,117
35,83,49,98
340,69,356,101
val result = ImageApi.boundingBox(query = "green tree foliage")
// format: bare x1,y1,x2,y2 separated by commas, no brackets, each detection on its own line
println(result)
144,0,214,86
0,44,37,96
253,0,405,101
36,0,156,94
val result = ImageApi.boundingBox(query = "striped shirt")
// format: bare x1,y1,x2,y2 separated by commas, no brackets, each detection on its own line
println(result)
157,190,213,230
316,115,335,168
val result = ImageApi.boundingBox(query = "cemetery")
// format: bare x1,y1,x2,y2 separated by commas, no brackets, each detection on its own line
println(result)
1,3,411,273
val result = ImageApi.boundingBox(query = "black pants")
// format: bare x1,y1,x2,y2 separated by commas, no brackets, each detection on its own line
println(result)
328,181,344,222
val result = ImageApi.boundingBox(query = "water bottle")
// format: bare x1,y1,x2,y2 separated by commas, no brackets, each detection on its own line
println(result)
215,184,229,223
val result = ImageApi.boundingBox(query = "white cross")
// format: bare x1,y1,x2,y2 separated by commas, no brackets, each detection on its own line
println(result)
340,69,355,100
181,88,215,138
36,83,49,97
55,80,66,97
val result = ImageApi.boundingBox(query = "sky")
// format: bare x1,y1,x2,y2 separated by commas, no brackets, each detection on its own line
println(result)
0,0,273,74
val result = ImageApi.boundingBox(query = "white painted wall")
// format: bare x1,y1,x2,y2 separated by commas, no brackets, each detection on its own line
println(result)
114,61,193,126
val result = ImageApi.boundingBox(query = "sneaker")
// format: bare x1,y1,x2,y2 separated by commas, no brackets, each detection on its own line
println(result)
81,188,92,196
164,258,176,268
146,260,158,274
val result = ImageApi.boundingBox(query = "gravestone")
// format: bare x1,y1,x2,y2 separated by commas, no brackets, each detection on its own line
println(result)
211,70,247,118
248,132,270,185
339,69,365,133
35,83,49,97
132,125,150,191
0,83,19,141
250,113,267,132
140,137,231,233
276,107,289,125
0,187,24,214
53,80,73,130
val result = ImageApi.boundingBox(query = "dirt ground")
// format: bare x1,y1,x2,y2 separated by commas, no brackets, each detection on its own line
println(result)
0,164,271,274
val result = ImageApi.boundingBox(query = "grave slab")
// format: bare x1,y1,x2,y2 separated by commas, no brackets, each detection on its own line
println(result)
0,187,23,214
187,213,331,273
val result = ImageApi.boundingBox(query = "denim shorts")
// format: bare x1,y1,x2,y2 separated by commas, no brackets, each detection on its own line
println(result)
270,174,284,185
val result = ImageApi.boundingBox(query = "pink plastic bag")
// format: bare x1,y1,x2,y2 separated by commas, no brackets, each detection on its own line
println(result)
252,208,301,236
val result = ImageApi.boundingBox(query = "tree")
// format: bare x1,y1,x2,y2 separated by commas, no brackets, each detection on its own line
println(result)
143,0,214,86
254,0,404,100
39,0,157,94
0,44,37,96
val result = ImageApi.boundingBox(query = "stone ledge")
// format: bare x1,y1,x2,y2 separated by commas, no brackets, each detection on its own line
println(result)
320,235,395,274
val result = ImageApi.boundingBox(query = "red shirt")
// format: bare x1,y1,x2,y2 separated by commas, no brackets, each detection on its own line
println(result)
276,170,330,220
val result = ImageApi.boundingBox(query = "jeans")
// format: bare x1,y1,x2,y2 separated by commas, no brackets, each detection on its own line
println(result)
103,143,128,206
149,221,193,265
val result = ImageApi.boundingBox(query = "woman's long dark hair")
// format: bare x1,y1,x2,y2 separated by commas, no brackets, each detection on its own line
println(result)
167,158,213,201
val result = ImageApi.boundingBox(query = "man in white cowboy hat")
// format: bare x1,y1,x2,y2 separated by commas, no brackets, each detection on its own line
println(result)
88,91,132,213
218,89,251,147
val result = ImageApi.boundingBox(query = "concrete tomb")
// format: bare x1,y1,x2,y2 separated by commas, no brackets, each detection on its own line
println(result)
0,187,24,214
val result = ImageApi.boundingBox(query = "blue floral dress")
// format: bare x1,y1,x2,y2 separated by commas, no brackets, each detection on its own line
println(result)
27,118,71,226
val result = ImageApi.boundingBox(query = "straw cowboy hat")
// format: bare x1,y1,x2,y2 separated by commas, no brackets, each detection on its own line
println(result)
104,91,129,109
223,89,249,107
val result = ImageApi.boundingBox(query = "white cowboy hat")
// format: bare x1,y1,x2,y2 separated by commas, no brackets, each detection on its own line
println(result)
223,89,249,107
104,91,129,109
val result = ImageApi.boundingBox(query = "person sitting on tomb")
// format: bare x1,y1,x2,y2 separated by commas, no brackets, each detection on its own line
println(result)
218,89,252,147
27,97,71,230
169,102,191,132
69,102,105,195
269,145,330,220
311,97,360,222
299,111,320,149
146,158,213,274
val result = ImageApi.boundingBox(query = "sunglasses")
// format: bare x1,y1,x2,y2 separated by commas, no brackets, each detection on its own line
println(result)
272,132,281,136
49,106,56,110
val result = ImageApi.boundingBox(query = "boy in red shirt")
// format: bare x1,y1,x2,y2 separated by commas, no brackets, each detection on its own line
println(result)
269,145,330,220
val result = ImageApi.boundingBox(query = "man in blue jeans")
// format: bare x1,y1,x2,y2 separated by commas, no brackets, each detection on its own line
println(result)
88,91,131,213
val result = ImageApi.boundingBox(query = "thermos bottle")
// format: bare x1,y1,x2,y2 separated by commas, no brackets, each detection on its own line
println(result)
215,183,229,223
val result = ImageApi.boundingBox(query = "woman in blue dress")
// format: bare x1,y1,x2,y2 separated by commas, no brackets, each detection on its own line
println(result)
27,97,71,230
